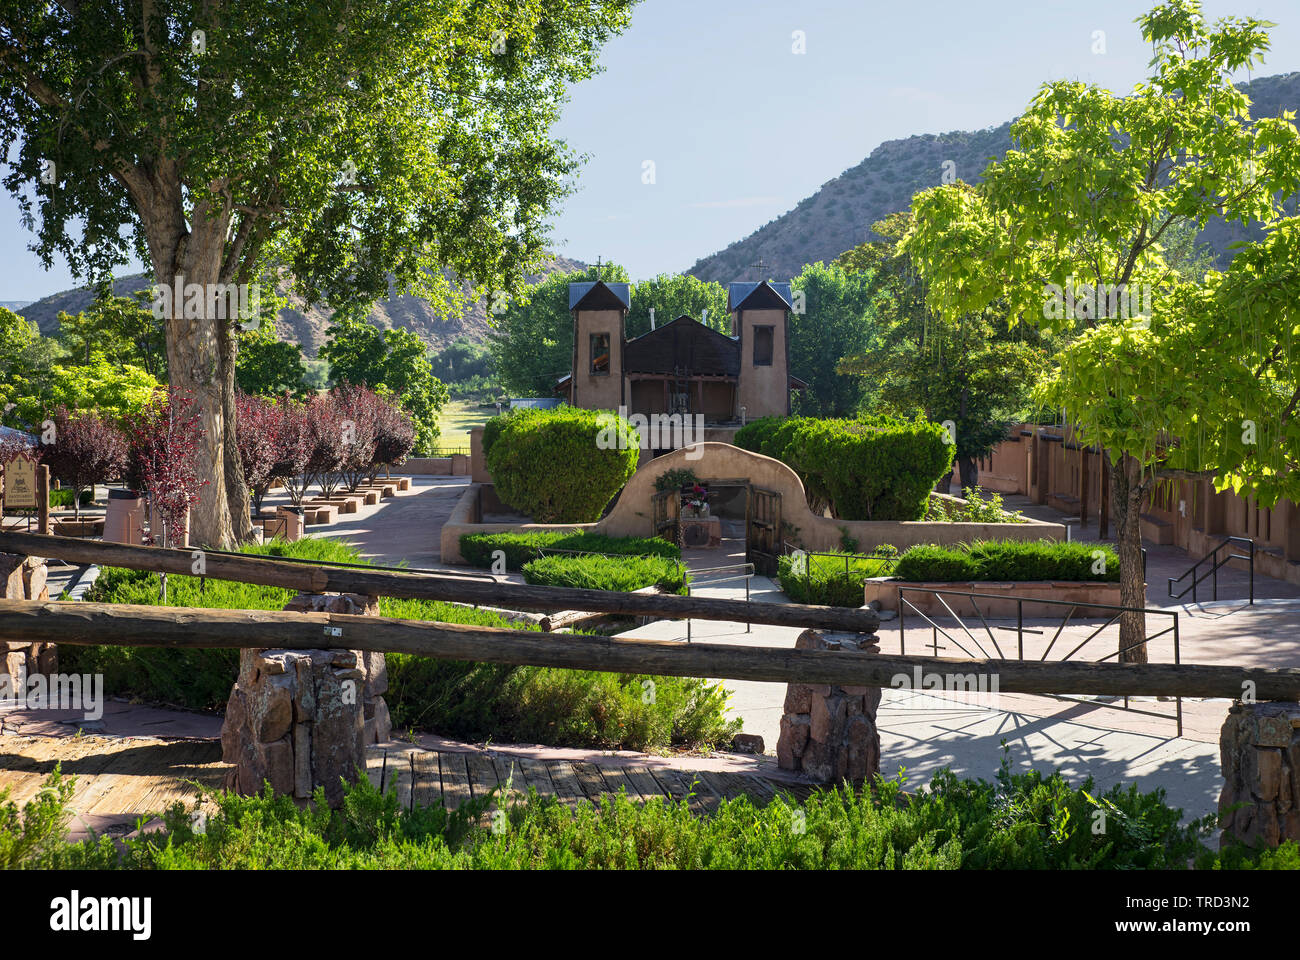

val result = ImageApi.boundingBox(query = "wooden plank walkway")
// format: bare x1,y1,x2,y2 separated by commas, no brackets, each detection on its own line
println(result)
372,745,816,812
0,735,226,840
0,735,818,838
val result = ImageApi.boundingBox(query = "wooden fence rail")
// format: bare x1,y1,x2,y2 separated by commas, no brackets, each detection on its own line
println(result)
0,530,881,633
2,599,1298,699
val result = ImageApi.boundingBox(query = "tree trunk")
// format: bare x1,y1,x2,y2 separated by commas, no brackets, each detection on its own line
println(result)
220,315,254,542
158,215,236,550
958,456,979,493
1111,452,1148,663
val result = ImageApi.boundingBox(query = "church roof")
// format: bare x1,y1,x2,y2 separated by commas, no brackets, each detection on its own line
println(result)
624,315,739,377
727,280,793,312
568,280,631,311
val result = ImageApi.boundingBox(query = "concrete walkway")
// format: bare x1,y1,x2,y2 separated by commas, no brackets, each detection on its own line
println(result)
258,475,470,568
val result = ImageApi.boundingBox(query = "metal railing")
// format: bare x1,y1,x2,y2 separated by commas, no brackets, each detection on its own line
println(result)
897,586,1183,735
780,541,901,577
1168,536,1255,605
684,561,755,642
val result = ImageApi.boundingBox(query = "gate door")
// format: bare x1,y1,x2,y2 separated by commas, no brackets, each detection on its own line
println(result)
652,488,679,545
746,485,781,576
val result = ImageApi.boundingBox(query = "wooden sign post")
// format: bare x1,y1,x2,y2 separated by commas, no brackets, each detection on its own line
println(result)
1,454,50,534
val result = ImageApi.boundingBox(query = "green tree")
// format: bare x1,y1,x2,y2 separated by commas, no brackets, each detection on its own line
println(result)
13,354,161,425
320,312,449,455
55,289,166,379
0,1,634,546
626,274,728,338
235,331,310,400
838,213,1050,489
0,307,61,425
788,261,879,417
900,0,1300,660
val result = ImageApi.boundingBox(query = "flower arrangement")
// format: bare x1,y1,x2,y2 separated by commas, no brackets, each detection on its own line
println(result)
681,482,709,517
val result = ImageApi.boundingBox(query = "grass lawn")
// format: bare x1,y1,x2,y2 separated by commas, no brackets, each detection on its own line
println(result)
436,398,495,448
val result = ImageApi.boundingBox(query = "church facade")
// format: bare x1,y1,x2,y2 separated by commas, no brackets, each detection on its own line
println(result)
554,279,804,430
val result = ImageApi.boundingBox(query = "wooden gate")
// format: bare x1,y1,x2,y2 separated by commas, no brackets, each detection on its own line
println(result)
652,488,679,545
746,485,781,576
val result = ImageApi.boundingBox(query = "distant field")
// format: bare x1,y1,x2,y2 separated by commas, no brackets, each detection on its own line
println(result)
436,398,495,448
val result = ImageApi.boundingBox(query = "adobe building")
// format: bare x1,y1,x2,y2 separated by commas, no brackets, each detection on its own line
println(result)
555,279,804,447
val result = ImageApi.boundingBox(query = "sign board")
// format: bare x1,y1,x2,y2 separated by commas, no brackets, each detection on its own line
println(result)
2,453,39,510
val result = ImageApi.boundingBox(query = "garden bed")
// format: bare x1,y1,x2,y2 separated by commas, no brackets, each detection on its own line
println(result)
864,577,1126,617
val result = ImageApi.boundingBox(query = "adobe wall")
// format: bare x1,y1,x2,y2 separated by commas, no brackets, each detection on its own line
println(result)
965,425,1300,585
440,442,1064,564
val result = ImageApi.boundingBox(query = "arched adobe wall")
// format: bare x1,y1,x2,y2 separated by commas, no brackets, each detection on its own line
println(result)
440,442,1067,563
595,441,1067,551
594,442,808,538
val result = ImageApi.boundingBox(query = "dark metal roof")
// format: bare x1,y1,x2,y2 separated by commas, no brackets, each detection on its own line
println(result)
624,315,739,377
728,280,792,312
569,280,631,311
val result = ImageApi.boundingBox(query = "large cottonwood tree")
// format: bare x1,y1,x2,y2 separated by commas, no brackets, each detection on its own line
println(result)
0,0,633,546
901,0,1300,660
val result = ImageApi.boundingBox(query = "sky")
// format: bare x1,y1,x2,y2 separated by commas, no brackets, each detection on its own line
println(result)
3,0,1299,301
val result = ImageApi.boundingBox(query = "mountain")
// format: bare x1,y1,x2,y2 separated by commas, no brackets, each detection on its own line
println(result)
687,71,1300,282
19,256,587,356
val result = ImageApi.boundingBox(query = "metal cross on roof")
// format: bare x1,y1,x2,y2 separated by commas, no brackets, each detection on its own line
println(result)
749,257,768,280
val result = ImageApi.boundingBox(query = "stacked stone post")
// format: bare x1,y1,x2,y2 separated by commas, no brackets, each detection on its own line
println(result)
776,629,881,783
1218,701,1300,850
221,593,391,806
0,553,55,684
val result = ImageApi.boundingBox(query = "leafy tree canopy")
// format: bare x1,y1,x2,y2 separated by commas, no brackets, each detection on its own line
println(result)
320,310,449,454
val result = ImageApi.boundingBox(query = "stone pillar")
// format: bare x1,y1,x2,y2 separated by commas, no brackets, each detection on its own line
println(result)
220,593,391,806
776,629,880,784
1218,701,1300,850
0,553,55,684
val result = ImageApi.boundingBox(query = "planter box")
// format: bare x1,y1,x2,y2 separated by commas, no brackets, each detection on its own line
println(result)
865,577,1126,618
53,518,105,538
305,505,338,525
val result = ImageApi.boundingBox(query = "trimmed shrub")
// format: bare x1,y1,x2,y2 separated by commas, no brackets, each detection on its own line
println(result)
789,417,953,520
735,416,954,520
460,532,680,571
732,416,783,454
777,551,895,607
485,407,639,522
521,554,688,594
72,537,729,750
48,488,94,508
891,540,1119,583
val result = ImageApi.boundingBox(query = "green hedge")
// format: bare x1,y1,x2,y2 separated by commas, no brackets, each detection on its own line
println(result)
892,540,1120,583
736,416,953,520
460,531,679,571
777,552,894,607
521,554,688,594
48,488,94,507
72,538,734,751
484,406,640,522
12,756,1285,870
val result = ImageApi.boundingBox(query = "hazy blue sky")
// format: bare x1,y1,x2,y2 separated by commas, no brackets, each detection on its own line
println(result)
3,0,1298,300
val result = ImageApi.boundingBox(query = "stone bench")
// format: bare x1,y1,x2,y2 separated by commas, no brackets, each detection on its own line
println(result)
305,504,338,525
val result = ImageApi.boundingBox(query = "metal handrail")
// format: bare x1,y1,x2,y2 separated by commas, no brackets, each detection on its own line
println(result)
1167,535,1255,605
896,585,1182,735
685,561,755,642
779,541,900,578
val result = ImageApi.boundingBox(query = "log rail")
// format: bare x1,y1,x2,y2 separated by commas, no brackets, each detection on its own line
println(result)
1,599,1297,700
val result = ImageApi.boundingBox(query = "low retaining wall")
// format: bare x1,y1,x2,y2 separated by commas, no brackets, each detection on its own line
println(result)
402,456,470,476
439,444,1066,565
865,578,1125,617
1219,701,1300,850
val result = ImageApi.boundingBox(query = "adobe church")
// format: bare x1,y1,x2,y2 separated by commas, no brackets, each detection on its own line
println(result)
554,279,804,438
